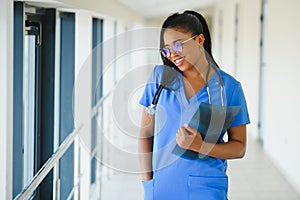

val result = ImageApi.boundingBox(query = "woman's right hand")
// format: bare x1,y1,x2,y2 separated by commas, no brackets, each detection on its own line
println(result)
142,172,153,182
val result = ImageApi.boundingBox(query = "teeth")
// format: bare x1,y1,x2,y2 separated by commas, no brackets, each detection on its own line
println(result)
175,57,184,64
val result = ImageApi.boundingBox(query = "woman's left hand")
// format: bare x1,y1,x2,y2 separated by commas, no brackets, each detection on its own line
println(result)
176,124,203,152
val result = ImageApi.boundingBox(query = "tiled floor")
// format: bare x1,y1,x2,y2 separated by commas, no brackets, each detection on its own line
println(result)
101,136,300,200
228,137,300,200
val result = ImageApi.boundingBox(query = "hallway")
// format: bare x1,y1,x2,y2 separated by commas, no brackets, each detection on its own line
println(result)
102,136,300,200
2,0,300,199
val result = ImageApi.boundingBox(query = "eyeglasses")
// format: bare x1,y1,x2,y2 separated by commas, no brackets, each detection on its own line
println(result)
160,34,199,58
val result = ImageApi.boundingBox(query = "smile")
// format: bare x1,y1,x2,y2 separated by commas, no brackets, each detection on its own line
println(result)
174,57,184,65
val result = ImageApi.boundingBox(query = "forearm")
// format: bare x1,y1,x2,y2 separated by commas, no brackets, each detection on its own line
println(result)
139,107,155,180
138,136,154,180
191,140,246,160
179,124,247,160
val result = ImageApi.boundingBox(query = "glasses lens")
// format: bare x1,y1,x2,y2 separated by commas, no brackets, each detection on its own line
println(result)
173,42,183,54
161,48,170,57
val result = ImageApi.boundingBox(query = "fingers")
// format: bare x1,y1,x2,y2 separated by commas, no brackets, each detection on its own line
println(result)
176,126,195,149
183,124,198,136
178,127,187,135
176,124,203,151
177,127,192,138
176,126,196,138
176,128,184,142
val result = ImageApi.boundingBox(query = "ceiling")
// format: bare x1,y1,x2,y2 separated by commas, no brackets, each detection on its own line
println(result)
117,0,219,19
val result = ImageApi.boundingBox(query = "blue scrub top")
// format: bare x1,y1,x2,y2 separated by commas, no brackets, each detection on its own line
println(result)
139,65,250,200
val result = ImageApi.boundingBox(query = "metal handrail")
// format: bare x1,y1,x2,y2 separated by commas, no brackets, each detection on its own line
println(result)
14,127,80,200
91,90,112,119
14,91,112,200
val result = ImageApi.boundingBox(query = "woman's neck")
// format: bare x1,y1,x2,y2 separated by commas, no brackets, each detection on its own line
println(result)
183,59,214,82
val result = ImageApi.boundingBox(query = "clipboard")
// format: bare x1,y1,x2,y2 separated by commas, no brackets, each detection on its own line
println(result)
172,102,242,160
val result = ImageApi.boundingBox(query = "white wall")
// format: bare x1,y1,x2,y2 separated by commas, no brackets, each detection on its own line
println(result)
214,0,237,74
212,0,300,194
0,0,13,199
235,0,261,138
212,0,261,137
262,0,300,193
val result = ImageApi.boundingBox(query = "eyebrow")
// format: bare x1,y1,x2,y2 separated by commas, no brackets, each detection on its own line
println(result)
164,38,184,47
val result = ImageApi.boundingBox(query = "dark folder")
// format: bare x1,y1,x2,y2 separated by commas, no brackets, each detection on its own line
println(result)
172,102,241,160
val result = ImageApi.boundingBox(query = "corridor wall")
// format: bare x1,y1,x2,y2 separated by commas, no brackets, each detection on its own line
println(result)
212,0,300,194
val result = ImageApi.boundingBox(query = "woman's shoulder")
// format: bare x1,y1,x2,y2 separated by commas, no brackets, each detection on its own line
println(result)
218,68,247,105
219,68,241,87
148,64,164,82
142,64,164,86
153,64,164,75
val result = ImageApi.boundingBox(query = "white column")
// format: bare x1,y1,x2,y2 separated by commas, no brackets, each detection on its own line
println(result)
0,0,14,199
74,10,92,200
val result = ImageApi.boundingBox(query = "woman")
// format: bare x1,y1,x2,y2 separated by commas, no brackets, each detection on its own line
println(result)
138,10,250,200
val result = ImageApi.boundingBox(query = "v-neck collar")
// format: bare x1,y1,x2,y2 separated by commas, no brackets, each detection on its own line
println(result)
178,70,218,107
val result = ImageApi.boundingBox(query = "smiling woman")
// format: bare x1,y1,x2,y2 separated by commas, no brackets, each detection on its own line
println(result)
138,10,250,200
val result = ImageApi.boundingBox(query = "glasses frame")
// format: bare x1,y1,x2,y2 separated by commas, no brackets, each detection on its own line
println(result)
160,34,199,58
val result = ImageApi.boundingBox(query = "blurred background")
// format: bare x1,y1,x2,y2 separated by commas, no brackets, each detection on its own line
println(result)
1,0,300,199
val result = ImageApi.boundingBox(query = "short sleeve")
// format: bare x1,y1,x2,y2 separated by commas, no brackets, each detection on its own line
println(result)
139,65,163,107
229,83,250,127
